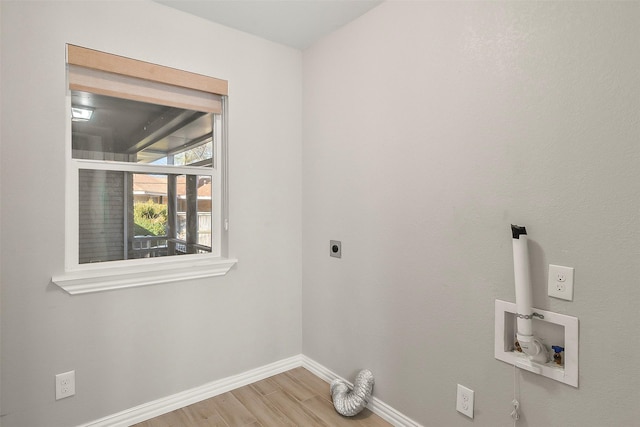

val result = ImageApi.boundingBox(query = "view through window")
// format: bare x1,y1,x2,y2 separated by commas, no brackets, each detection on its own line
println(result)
72,91,220,264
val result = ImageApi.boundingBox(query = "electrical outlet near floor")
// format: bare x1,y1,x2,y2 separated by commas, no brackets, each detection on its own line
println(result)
456,384,474,418
55,370,75,400
548,264,574,301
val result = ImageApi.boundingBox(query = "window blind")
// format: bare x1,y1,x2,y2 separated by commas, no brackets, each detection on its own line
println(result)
67,44,226,114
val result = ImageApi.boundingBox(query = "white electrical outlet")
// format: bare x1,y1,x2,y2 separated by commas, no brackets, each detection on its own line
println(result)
456,384,474,419
548,264,574,301
56,370,75,400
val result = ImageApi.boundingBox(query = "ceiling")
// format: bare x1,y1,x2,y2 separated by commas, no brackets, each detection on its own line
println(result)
153,0,384,50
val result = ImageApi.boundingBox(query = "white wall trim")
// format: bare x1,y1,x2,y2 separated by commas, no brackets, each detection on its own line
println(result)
78,354,422,427
77,355,302,427
53,257,238,295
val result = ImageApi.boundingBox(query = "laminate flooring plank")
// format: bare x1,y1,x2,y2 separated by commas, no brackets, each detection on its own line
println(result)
301,395,362,427
172,401,216,425
130,408,191,427
177,400,229,427
283,366,310,380
305,395,393,427
264,389,328,427
231,383,296,427
350,408,394,427
250,377,280,396
284,368,332,400
189,414,229,427
268,372,316,402
208,391,258,426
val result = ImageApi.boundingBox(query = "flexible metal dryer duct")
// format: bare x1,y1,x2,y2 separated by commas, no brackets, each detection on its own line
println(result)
330,369,375,417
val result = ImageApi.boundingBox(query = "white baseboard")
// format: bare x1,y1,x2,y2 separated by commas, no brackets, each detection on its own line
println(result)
78,355,303,427
79,354,422,427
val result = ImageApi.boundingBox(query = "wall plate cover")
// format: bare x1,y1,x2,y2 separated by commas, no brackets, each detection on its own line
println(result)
55,370,76,400
456,384,474,418
548,264,574,301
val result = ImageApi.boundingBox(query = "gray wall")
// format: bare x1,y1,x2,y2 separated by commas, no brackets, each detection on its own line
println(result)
302,1,639,426
0,1,302,426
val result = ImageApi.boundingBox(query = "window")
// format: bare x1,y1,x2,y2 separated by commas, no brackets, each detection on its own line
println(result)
53,45,236,294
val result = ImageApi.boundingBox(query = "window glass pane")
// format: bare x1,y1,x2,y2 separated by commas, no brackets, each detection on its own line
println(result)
132,174,169,260
79,169,213,264
71,90,214,166
78,169,125,264
174,175,212,252
173,140,213,166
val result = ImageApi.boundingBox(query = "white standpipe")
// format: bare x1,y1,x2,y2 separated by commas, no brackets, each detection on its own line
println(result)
511,225,548,364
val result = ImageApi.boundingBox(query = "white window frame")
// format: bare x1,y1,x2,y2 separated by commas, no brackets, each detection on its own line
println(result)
52,45,236,295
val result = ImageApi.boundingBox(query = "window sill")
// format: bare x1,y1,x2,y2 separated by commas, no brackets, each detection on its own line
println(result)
52,257,237,295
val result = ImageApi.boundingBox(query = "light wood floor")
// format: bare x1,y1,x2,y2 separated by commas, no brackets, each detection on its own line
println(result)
131,367,392,427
